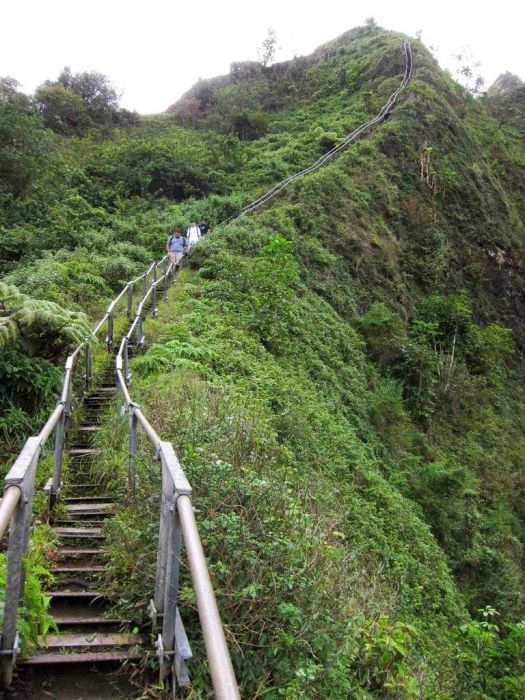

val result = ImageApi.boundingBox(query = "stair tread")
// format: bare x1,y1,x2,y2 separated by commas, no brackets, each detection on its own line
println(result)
63,496,113,502
65,502,114,512
21,649,142,665
52,566,105,573
55,527,103,535
64,484,105,489
59,548,103,555
55,519,105,524
40,632,143,649
45,591,105,598
53,615,122,625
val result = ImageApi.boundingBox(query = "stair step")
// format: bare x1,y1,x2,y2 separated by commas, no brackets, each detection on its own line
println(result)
63,496,114,502
44,591,106,599
59,548,103,556
68,448,98,456
65,502,114,513
41,632,142,649
52,566,105,574
54,527,104,538
52,579,100,591
53,615,122,626
54,520,105,527
63,484,105,490
77,426,101,432
22,649,142,665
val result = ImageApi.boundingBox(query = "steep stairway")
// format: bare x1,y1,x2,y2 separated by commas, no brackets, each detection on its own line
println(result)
16,368,145,696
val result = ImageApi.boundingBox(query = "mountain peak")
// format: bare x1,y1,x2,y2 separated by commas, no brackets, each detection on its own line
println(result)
487,71,524,96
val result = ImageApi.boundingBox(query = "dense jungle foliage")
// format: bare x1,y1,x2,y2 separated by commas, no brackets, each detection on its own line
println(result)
1,24,524,698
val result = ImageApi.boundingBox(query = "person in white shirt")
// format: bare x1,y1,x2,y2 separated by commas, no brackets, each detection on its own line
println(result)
186,221,201,247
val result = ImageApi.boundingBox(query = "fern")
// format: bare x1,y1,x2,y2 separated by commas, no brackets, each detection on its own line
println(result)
133,341,215,377
0,282,92,359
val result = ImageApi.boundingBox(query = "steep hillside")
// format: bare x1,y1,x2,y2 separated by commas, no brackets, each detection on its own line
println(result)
1,23,524,698
99,26,525,697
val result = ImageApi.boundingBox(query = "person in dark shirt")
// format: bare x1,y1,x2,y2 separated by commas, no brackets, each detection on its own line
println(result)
198,217,210,237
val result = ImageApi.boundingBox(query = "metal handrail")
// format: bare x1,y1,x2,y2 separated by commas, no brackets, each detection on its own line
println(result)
0,253,238,695
115,261,240,698
0,256,167,687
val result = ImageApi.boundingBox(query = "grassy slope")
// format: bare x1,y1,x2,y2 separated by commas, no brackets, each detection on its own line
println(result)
98,269,464,698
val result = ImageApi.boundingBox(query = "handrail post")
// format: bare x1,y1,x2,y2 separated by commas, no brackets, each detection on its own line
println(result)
159,497,183,682
51,362,72,506
51,404,66,507
106,312,114,352
152,283,158,318
1,438,40,687
85,345,92,390
154,463,173,616
65,373,73,431
123,339,130,386
137,313,144,352
129,409,138,494
153,443,193,685
127,283,133,318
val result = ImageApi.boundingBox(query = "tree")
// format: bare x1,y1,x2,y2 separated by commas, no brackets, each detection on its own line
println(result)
452,49,485,95
34,82,87,136
174,96,201,128
0,78,48,204
35,68,136,135
258,28,278,68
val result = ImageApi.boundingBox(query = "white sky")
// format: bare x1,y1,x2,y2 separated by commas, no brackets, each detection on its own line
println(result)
1,0,524,114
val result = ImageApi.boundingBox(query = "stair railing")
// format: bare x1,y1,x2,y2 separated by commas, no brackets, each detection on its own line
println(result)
115,261,240,699
0,257,166,687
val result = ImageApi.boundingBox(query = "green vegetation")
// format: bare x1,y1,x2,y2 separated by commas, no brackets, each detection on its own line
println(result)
0,523,58,655
1,22,524,697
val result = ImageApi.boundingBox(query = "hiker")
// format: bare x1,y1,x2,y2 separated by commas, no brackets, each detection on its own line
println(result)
198,217,210,237
186,221,201,247
166,227,187,265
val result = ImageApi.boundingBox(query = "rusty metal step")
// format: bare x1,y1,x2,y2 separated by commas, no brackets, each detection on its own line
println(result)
52,566,105,574
63,496,114,502
59,548,103,556
54,527,104,539
44,590,106,599
65,502,114,514
21,649,142,665
53,614,122,626
41,632,142,649
54,520,105,528
62,485,108,493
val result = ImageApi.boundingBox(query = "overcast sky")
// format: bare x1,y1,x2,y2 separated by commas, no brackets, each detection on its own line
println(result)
1,0,524,113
